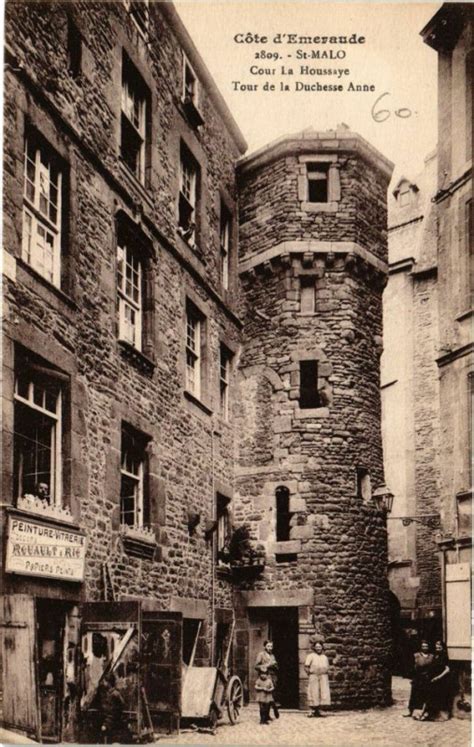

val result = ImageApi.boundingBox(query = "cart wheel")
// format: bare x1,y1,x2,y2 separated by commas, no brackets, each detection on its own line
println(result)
226,675,244,724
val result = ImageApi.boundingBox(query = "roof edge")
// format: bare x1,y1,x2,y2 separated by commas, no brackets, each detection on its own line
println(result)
160,3,248,154
237,129,394,180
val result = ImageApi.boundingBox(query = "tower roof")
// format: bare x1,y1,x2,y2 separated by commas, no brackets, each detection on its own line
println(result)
238,125,394,180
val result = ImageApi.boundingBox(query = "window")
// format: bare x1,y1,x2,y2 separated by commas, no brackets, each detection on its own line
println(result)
466,199,473,308
117,230,142,351
67,17,82,78
120,425,148,529
22,133,63,286
121,55,148,183
300,277,315,314
220,345,232,420
182,56,199,107
186,302,203,397
399,184,412,207
14,361,63,506
275,486,291,542
220,202,231,290
178,145,199,245
124,0,150,37
216,493,231,563
307,163,329,203
299,360,320,409
356,467,372,502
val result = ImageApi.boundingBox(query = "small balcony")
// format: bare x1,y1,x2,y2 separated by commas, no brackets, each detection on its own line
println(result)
219,524,266,578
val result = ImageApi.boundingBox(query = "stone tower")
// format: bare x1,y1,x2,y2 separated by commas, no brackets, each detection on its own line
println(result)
233,127,394,709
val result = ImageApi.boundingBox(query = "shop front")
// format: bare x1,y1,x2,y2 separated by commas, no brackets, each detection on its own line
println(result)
1,510,183,742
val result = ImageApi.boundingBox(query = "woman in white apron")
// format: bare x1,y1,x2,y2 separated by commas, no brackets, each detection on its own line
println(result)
305,640,331,717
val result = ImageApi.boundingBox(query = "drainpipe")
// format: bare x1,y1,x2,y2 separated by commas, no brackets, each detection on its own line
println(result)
210,420,216,665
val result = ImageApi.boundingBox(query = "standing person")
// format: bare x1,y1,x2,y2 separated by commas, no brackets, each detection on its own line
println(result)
255,640,279,718
404,640,433,718
305,640,331,717
98,673,128,743
420,640,451,721
255,666,274,725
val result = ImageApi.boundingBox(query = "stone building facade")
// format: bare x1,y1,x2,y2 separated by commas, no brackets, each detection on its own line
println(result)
2,2,246,740
382,2,472,704
2,0,394,740
382,152,442,642
421,2,472,698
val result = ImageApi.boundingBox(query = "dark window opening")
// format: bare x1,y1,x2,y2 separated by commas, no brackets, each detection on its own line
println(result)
67,18,82,78
307,163,329,203
299,360,320,409
276,553,298,564
182,619,201,665
276,485,291,542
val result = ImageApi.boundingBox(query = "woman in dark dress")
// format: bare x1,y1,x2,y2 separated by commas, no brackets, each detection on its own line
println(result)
255,640,279,719
421,640,451,721
405,640,433,718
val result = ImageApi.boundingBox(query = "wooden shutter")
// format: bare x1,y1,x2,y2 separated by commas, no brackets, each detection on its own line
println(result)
445,563,471,660
0,595,40,740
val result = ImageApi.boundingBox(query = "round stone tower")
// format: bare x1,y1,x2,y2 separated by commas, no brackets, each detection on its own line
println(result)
233,126,394,709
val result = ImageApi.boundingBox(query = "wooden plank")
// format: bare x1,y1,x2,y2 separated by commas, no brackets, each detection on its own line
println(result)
81,626,136,710
222,620,235,671
0,595,40,740
181,668,217,718
187,620,202,669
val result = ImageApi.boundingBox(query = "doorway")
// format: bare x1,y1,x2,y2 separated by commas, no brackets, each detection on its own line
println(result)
269,608,299,708
248,607,299,709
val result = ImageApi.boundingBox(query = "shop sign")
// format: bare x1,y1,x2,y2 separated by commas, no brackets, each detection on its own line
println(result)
5,514,86,582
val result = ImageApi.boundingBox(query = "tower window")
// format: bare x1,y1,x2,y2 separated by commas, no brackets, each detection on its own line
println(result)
300,277,316,314
275,485,291,541
299,360,320,409
307,163,329,203
356,467,372,502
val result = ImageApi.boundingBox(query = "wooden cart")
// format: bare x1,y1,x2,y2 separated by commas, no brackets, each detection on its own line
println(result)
181,621,243,729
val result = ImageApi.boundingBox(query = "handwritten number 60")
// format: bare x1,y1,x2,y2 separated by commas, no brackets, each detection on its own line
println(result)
371,92,412,123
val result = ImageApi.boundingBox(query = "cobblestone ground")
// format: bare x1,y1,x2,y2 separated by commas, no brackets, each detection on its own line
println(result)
158,677,471,747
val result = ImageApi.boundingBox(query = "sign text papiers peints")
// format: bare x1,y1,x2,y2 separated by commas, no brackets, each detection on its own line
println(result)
5,512,87,582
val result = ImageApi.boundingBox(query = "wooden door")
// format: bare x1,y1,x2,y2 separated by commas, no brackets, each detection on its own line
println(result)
141,607,182,733
248,611,269,701
0,595,40,741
